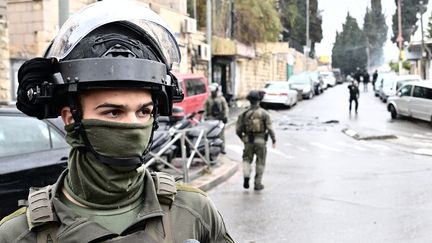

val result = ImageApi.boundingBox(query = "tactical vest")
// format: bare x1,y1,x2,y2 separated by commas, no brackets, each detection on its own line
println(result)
244,109,265,133
27,172,177,243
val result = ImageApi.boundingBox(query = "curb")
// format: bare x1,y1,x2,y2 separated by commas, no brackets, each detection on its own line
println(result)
341,127,397,140
188,156,240,191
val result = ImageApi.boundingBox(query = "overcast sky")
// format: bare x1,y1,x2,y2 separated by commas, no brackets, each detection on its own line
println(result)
315,0,432,62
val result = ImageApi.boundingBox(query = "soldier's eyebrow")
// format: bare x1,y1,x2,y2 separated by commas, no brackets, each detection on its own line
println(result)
95,101,154,110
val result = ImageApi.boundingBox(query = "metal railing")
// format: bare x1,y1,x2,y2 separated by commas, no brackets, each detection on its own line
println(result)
144,128,212,183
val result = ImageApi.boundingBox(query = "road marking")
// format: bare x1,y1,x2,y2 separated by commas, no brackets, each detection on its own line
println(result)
283,143,293,147
336,142,368,151
295,146,309,152
268,147,295,159
309,142,343,152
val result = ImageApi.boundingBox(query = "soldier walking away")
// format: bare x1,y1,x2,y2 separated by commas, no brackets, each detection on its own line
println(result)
348,80,360,114
236,91,276,191
0,1,235,243
362,70,370,92
204,83,229,154
372,70,378,91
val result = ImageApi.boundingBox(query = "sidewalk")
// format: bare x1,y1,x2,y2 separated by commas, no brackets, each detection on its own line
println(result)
184,102,247,191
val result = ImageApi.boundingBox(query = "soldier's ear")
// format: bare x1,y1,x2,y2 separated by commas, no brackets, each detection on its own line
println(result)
61,107,74,125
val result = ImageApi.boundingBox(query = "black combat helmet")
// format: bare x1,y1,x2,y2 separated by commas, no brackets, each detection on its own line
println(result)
16,0,183,120
246,90,262,103
15,0,184,166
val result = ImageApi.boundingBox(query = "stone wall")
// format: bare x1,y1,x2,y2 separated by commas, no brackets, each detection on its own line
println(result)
0,17,9,103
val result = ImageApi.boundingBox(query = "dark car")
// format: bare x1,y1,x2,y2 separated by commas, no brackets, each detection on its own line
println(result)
0,107,69,218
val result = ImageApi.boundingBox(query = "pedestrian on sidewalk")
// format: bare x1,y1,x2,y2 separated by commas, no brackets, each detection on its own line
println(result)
363,70,370,92
372,70,378,91
0,1,234,243
236,90,276,191
204,83,229,154
348,80,360,114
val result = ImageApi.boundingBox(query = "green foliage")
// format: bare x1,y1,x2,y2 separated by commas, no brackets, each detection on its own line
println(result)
233,0,282,44
427,11,432,38
392,0,429,45
363,0,388,67
389,60,412,71
279,0,323,57
332,13,368,75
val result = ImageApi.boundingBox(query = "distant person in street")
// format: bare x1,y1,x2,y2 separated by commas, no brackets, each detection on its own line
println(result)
348,80,360,114
372,70,378,91
204,83,229,154
354,67,363,84
236,90,276,190
363,70,370,92
0,1,234,242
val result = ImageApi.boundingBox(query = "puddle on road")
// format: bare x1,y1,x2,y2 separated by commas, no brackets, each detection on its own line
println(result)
276,116,340,132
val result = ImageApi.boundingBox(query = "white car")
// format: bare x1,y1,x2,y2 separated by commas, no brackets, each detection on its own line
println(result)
380,74,422,102
387,81,432,123
319,71,337,88
260,81,298,108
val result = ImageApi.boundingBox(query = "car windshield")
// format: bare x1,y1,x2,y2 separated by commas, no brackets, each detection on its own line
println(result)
289,73,310,84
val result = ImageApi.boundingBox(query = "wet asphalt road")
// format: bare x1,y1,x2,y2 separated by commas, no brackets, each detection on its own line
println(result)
208,83,432,243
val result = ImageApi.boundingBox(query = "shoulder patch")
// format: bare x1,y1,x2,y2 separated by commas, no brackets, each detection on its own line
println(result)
176,183,208,197
0,207,27,226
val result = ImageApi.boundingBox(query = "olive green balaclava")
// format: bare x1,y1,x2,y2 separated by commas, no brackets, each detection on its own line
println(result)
64,118,154,209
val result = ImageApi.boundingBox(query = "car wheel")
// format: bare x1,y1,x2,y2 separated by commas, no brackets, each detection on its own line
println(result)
389,105,398,119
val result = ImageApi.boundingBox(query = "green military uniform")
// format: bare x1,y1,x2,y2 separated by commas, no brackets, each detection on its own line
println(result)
0,170,234,243
236,104,276,190
204,93,229,152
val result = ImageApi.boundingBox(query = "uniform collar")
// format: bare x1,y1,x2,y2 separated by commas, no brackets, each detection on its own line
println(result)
49,169,164,242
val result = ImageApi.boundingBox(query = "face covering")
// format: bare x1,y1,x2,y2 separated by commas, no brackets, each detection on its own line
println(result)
63,118,153,209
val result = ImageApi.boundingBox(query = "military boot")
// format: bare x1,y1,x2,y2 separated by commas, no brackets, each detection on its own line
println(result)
243,177,250,189
254,184,264,190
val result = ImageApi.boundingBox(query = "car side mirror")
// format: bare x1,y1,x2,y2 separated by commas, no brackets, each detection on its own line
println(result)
397,91,402,97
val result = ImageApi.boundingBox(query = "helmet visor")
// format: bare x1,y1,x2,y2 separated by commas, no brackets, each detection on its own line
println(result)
46,0,180,67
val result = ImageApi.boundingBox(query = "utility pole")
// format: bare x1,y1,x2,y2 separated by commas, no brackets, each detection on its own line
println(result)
206,0,212,83
305,0,310,71
397,0,403,75
419,0,426,79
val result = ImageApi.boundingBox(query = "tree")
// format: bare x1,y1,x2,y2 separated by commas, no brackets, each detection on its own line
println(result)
332,13,368,75
233,0,282,44
391,0,429,45
427,11,432,38
279,0,323,57
363,0,388,67
189,0,282,44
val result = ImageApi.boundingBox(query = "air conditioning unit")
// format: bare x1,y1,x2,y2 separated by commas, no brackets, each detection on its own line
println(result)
198,44,210,61
183,18,197,34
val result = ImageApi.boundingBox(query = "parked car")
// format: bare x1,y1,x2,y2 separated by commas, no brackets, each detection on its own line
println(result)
172,73,209,120
375,71,397,99
319,71,337,87
260,81,298,108
332,68,344,84
387,81,432,123
309,71,325,94
288,72,315,99
379,74,422,102
0,107,69,218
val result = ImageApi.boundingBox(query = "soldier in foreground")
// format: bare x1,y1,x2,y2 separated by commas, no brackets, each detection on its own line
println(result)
236,91,276,190
0,1,234,242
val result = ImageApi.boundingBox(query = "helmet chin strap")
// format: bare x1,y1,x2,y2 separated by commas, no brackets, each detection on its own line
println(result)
67,84,158,167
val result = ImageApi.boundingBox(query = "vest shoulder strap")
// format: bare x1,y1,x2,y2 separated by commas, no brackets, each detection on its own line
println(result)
150,171,177,207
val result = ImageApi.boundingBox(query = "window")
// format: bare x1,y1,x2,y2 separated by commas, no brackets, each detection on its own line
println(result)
0,116,68,157
424,87,432,100
184,78,206,96
413,86,425,98
399,85,412,96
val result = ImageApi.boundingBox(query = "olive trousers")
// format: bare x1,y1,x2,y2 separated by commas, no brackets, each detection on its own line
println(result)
242,142,267,187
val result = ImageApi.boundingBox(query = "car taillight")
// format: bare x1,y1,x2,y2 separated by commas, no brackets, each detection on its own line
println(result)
280,93,288,96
